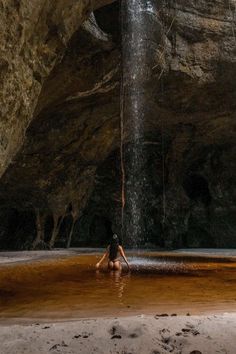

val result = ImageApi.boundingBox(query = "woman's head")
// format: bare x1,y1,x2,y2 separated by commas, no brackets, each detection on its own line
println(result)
110,234,119,247
112,234,118,242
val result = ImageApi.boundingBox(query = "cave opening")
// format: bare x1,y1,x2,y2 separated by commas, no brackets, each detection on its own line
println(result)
183,173,212,206
94,2,120,42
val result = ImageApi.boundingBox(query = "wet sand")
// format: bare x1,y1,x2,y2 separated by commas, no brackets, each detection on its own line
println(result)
1,314,236,354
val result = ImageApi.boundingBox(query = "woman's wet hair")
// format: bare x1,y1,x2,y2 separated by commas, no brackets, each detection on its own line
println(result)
109,234,119,260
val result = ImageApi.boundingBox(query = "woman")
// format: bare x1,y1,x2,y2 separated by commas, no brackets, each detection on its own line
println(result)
95,234,130,271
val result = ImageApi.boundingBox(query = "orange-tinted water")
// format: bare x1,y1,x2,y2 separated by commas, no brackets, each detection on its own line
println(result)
0,252,236,320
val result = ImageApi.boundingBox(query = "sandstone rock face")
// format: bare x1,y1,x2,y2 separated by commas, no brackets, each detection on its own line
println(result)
0,0,114,178
0,0,235,249
0,0,119,249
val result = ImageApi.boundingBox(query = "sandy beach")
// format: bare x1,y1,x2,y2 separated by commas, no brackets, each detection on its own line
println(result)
0,313,236,354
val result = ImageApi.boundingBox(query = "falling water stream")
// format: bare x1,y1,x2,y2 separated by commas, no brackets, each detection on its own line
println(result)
120,0,161,246
120,0,167,247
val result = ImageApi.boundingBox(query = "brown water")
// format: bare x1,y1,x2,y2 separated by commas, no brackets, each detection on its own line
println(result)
0,252,236,321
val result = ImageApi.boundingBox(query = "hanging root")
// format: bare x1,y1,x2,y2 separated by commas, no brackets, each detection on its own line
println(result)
120,0,126,240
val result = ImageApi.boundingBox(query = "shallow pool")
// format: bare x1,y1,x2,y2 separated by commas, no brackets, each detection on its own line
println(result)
0,251,236,320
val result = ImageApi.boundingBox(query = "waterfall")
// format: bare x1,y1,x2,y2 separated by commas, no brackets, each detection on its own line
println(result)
120,0,161,247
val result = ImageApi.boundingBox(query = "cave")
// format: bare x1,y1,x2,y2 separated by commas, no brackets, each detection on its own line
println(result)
0,0,235,250
0,1,236,350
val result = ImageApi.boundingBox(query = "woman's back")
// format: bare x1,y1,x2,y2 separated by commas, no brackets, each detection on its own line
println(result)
95,235,130,271
109,234,119,261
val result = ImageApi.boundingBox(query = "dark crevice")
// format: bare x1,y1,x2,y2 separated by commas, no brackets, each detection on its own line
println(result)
183,173,212,206
94,2,120,43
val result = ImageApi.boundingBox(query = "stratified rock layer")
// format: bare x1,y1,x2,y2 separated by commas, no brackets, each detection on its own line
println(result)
0,0,235,249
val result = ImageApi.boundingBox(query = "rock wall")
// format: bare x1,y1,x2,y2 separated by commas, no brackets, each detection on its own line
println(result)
0,0,235,249
0,0,114,178
0,0,119,249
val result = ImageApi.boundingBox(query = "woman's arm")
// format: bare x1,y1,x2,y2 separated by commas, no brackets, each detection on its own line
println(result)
119,245,130,270
95,247,109,269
